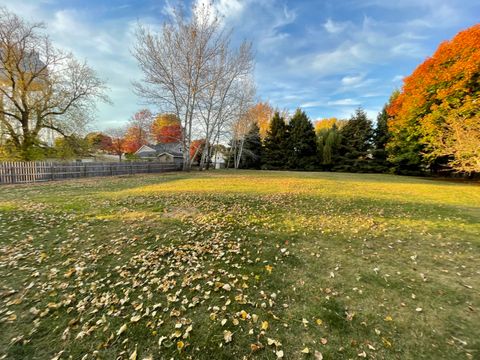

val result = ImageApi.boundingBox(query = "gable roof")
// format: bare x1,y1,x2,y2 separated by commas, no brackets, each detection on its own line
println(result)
136,142,183,157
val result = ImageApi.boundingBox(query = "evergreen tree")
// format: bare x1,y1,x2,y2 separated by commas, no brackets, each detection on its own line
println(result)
374,105,390,150
335,108,374,172
263,112,288,169
240,123,262,169
287,109,318,169
371,105,391,172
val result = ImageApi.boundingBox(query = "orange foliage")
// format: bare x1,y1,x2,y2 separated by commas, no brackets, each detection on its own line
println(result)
190,139,205,163
247,102,274,139
388,24,480,137
123,126,149,153
123,109,153,153
152,113,182,143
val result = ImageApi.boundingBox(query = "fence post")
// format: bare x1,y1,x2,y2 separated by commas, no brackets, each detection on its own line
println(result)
11,163,16,184
83,164,87,178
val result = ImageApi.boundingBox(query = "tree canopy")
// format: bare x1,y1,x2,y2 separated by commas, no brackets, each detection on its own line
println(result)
388,24,480,174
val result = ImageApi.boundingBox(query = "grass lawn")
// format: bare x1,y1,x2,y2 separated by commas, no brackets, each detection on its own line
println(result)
0,170,479,360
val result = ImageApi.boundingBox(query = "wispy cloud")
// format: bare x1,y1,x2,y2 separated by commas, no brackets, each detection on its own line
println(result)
1,0,478,126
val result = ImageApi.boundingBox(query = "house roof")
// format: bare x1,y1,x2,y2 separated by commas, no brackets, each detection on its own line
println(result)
158,152,183,158
136,143,183,157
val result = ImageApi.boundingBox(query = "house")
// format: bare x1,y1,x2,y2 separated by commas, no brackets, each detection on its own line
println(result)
135,143,184,166
211,152,227,169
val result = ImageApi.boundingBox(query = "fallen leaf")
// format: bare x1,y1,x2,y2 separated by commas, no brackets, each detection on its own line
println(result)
117,323,127,336
130,315,141,323
129,347,137,360
177,340,184,351
223,330,233,343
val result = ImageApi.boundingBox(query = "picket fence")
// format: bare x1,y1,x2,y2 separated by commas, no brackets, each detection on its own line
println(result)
0,161,181,184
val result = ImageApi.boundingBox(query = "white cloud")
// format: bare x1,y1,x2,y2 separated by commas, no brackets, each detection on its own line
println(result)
391,42,423,57
392,75,404,82
327,98,361,106
341,74,365,86
300,101,324,108
324,18,348,34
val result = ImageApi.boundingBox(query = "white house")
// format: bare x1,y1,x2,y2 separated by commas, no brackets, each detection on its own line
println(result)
211,152,227,169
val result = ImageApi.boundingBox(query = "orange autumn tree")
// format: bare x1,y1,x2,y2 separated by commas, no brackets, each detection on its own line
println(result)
247,102,274,139
123,109,153,153
151,114,182,143
387,24,480,173
190,139,206,164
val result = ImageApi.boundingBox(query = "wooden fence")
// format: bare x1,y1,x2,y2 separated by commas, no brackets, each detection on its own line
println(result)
0,161,181,184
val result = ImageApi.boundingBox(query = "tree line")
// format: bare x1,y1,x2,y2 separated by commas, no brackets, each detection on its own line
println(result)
231,24,480,176
230,107,390,173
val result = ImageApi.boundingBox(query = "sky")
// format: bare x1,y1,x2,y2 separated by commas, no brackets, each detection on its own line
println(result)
2,0,479,130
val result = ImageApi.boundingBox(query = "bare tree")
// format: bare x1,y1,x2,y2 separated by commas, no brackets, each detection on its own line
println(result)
0,8,108,160
133,3,254,170
229,79,256,169
197,42,254,169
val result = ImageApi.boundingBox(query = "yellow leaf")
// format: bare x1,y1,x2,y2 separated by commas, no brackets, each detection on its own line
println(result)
240,310,248,320
64,268,76,278
316,319,323,325
177,340,184,351
130,315,141,323
384,315,393,322
382,337,392,347
117,323,127,336
261,321,269,331
129,347,137,360
265,265,273,274
301,347,310,354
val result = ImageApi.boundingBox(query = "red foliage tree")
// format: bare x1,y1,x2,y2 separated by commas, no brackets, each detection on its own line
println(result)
85,132,112,152
151,113,182,143
190,139,205,164
123,109,153,153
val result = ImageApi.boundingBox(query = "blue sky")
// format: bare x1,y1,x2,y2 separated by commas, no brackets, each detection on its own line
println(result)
3,0,479,130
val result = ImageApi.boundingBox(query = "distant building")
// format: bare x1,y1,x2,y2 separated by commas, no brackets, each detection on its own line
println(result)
135,143,183,166
211,152,227,169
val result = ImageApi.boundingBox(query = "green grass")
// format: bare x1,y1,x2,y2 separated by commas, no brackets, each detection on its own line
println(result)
0,170,479,359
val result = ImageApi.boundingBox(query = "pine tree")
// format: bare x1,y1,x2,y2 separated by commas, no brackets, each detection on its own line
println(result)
287,109,318,170
240,123,262,169
336,108,374,172
371,105,391,172
374,105,390,151
263,112,288,169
